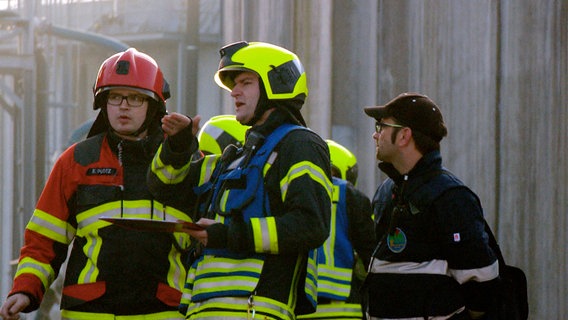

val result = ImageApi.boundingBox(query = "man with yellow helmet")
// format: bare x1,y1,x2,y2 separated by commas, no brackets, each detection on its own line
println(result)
148,41,332,319
298,140,375,320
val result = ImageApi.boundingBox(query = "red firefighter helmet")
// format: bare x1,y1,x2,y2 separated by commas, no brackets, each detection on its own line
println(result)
88,48,170,138
93,47,170,110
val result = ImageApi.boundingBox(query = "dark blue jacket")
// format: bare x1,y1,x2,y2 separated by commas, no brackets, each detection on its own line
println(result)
366,151,500,318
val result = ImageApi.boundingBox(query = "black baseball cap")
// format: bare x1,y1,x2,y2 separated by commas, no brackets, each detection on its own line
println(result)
364,92,447,142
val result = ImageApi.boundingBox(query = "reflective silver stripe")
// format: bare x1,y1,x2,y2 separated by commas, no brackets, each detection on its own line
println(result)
193,257,264,295
27,209,75,244
280,161,332,202
15,257,54,289
203,123,224,140
369,258,450,275
73,200,191,284
306,251,318,302
251,217,278,253
186,296,294,319
78,231,101,283
61,309,184,319
318,278,350,297
297,301,362,319
450,260,499,284
151,145,191,183
77,200,190,235
198,155,218,184
318,264,352,281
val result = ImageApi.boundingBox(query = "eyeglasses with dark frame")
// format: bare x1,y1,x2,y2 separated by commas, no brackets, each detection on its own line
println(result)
375,121,405,133
107,93,148,107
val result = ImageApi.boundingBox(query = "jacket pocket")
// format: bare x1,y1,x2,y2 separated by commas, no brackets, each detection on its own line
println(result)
156,282,182,307
61,281,106,309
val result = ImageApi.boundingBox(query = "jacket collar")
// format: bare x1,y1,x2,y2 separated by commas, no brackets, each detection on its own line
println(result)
378,150,443,185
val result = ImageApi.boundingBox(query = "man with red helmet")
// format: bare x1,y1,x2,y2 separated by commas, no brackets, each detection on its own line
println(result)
0,48,198,319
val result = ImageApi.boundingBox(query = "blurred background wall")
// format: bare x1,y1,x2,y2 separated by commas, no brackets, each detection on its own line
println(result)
0,0,565,318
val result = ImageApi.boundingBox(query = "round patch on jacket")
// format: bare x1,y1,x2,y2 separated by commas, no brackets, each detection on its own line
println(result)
387,227,407,253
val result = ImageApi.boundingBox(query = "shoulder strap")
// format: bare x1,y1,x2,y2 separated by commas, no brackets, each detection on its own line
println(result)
251,123,305,163
483,219,507,269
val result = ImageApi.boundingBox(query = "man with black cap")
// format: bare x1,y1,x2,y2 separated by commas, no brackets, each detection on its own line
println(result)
362,92,500,319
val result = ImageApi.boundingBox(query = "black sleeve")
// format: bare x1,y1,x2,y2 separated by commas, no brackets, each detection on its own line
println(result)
346,183,376,268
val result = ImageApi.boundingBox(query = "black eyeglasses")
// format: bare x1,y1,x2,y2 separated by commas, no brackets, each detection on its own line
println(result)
375,121,404,133
107,93,148,107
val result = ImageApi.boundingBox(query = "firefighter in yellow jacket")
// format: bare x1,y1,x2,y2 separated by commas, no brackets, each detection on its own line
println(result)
148,41,332,319
0,48,193,320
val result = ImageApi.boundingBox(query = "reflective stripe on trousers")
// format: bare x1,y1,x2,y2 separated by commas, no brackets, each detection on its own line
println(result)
61,309,184,319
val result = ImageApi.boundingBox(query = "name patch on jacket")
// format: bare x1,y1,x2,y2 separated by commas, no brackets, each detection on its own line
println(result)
87,168,117,176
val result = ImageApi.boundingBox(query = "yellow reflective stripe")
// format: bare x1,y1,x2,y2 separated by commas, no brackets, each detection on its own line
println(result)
78,229,102,283
297,301,363,319
15,257,54,290
219,189,230,212
61,309,184,319
186,296,294,320
180,267,196,307
167,245,185,290
317,265,352,297
250,216,278,253
323,185,340,267
306,252,318,303
27,209,75,244
151,144,191,184
77,200,193,237
193,257,263,296
331,184,340,202
262,151,279,176
198,155,220,185
280,161,332,202
318,264,352,282
289,255,303,309
72,200,191,285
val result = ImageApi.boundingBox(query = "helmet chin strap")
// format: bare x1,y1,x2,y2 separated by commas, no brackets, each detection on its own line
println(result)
244,80,270,126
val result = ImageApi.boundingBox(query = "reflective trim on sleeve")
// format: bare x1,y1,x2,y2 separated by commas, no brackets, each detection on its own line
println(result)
15,257,55,290
27,209,76,244
250,216,278,253
151,144,192,184
198,155,220,185
369,258,450,276
450,260,499,284
280,161,332,202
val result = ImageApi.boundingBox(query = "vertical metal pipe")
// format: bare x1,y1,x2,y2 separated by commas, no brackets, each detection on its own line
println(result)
1,112,15,301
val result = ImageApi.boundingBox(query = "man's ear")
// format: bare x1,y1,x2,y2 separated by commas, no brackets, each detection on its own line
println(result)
397,127,413,147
